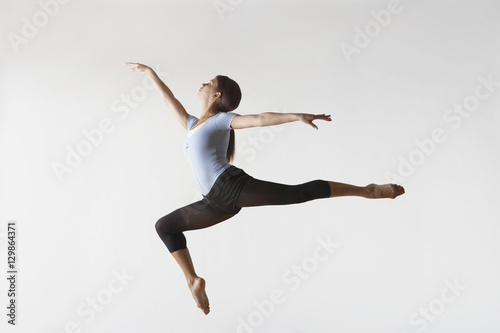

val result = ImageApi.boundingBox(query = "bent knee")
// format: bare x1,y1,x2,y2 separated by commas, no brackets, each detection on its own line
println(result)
155,215,175,235
155,218,163,234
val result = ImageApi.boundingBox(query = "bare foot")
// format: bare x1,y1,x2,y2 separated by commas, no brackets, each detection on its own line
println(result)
365,183,405,199
188,277,210,315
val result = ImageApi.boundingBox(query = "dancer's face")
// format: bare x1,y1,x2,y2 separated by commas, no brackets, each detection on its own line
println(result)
197,77,220,101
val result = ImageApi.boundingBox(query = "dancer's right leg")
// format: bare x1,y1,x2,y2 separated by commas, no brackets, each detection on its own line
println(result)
155,200,236,315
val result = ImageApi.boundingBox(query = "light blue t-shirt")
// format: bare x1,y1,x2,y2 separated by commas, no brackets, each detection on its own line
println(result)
184,111,239,195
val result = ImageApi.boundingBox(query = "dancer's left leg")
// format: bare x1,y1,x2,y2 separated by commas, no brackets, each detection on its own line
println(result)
235,177,331,208
235,177,404,208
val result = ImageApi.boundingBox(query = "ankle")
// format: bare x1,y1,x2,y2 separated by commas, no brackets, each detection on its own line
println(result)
364,184,376,198
187,275,199,286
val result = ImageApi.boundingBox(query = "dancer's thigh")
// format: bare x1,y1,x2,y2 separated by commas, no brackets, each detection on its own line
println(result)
235,176,298,207
157,199,237,233
235,176,330,208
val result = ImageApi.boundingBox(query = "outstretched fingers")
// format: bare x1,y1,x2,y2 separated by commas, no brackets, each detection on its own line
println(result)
123,62,149,72
316,113,332,121
304,114,332,130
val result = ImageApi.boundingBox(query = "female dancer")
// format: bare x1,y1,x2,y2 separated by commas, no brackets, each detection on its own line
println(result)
124,62,405,315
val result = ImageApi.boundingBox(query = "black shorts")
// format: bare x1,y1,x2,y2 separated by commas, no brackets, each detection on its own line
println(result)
201,165,253,215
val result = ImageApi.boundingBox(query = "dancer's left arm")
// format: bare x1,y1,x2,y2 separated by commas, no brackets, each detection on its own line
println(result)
259,112,331,130
231,112,331,130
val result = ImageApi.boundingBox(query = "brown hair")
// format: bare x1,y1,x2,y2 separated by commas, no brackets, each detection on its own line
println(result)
215,75,241,163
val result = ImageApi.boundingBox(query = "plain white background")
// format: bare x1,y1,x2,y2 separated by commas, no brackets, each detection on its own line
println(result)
1,0,499,332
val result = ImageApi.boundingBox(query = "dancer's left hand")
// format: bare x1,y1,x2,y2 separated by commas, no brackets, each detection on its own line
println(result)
300,113,331,130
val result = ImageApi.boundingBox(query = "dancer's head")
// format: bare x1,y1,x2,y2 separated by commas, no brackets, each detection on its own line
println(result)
214,75,241,113
197,75,241,114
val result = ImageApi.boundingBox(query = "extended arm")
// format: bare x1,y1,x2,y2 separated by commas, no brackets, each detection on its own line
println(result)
259,112,301,126
146,68,174,101
231,112,331,130
124,62,189,130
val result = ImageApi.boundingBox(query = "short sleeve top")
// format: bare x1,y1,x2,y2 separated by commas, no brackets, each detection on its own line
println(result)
183,111,239,195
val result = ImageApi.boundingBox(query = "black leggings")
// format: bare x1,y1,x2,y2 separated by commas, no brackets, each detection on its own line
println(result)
155,175,331,253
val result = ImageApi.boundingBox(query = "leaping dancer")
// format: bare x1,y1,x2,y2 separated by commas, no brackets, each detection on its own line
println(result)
124,62,405,315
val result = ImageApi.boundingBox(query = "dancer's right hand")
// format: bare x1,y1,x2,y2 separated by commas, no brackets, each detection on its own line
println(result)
124,62,151,73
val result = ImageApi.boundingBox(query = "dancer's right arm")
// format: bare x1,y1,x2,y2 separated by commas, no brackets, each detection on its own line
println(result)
124,62,189,130
146,69,190,130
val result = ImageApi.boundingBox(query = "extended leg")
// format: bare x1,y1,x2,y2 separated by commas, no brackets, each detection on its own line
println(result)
155,200,236,314
235,176,405,208
328,182,405,198
235,177,332,208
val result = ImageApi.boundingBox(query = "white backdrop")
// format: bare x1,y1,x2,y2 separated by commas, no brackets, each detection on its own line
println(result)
1,0,499,332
